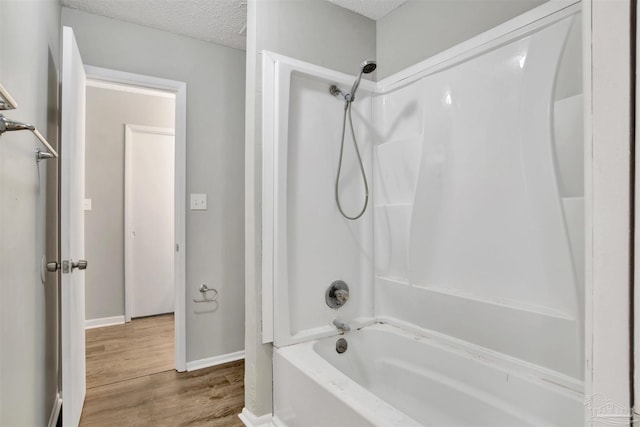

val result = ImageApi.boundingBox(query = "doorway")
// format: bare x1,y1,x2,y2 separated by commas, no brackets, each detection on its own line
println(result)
83,67,187,372
124,124,176,320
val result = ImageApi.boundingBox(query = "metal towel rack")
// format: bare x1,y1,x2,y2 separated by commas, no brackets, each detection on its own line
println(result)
0,83,18,110
0,83,58,161
194,284,218,303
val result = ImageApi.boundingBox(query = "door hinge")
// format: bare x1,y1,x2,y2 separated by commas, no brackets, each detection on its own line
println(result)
176,243,180,252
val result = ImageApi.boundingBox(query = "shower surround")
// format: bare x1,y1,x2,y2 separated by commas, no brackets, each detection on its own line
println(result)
262,1,584,425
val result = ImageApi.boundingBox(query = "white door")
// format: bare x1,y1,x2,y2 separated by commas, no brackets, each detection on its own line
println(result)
125,125,175,319
61,26,87,427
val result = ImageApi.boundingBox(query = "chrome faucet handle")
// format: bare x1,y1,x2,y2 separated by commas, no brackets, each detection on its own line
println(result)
326,280,350,309
334,289,349,304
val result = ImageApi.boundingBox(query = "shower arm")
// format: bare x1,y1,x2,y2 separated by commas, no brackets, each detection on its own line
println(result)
329,85,351,109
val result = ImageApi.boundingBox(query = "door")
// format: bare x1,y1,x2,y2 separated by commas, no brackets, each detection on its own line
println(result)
61,26,87,427
125,125,175,319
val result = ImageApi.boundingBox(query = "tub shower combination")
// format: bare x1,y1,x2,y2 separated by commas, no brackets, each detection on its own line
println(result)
262,2,584,426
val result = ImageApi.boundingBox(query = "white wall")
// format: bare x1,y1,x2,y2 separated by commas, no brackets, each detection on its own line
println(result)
376,0,547,79
0,0,61,425
62,7,246,362
245,0,376,417
84,86,175,321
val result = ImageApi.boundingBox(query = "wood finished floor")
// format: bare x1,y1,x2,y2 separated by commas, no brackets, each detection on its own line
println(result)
80,314,244,426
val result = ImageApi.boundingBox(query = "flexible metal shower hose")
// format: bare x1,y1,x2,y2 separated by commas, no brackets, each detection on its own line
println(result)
335,102,369,220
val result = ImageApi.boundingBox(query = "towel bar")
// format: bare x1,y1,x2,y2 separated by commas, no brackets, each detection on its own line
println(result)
193,284,218,303
0,83,57,161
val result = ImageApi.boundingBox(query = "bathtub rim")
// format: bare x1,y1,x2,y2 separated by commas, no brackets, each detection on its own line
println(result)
274,333,424,427
275,318,584,397
274,321,583,427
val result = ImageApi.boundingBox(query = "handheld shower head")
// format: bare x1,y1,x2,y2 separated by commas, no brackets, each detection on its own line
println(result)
349,59,376,102
331,59,376,221
361,60,377,74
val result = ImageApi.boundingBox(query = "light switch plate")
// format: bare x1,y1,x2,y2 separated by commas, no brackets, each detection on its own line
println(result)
83,198,92,211
190,193,207,210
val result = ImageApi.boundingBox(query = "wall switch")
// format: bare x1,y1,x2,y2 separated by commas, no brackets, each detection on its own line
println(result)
83,198,92,211
190,193,207,210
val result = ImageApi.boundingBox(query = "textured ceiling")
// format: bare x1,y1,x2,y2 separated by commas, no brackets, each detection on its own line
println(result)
327,0,408,20
61,0,408,51
62,0,249,50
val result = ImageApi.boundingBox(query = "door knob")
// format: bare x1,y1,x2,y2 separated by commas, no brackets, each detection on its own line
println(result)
71,259,88,271
46,261,60,272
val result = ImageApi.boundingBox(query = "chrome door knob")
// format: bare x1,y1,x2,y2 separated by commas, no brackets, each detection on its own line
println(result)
71,259,88,271
46,261,60,272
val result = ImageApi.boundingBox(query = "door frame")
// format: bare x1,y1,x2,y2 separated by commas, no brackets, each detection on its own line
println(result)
85,65,188,372
124,124,176,320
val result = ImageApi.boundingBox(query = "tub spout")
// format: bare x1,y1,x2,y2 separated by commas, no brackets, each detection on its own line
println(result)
332,318,350,333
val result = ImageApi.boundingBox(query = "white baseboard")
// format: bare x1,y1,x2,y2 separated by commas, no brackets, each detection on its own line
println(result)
239,407,273,427
85,315,125,329
186,350,245,372
47,393,62,427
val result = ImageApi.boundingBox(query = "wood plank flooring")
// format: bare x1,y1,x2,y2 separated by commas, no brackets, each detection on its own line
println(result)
80,314,244,426
85,314,175,389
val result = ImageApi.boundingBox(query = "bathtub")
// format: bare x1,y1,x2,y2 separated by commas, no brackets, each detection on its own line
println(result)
273,323,583,427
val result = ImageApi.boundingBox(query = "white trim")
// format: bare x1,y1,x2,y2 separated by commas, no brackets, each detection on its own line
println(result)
124,124,175,323
84,65,188,372
261,53,275,344
47,393,62,427
585,0,633,421
84,66,184,97
86,78,175,99
124,125,175,136
185,350,245,372
583,2,594,420
635,0,640,416
238,408,273,427
84,315,125,330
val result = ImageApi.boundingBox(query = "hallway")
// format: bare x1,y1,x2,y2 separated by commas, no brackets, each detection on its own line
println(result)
79,315,244,426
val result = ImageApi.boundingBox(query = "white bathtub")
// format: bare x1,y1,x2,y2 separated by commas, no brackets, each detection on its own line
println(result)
273,323,583,427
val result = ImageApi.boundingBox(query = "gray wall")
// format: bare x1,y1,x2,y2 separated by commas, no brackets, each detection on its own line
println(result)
376,0,547,79
0,0,61,425
244,0,376,417
84,86,175,320
255,0,377,77
62,7,246,362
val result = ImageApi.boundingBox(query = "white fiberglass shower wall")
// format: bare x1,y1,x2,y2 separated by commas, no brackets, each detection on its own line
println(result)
263,59,375,346
373,6,583,379
263,1,584,425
